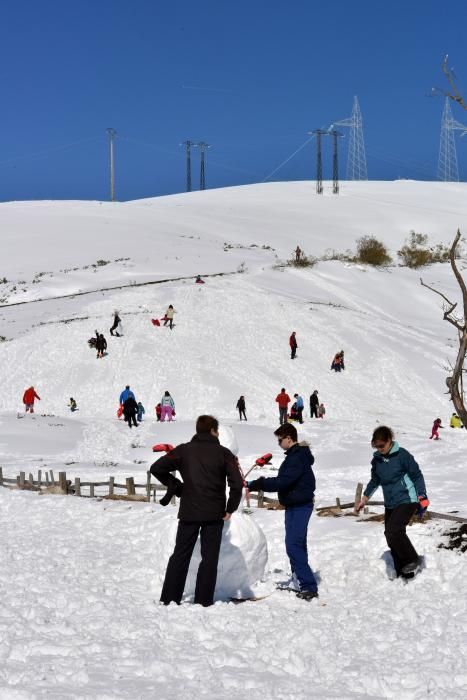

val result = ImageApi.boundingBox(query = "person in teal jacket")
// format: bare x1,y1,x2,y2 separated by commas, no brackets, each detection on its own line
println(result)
357,425,429,579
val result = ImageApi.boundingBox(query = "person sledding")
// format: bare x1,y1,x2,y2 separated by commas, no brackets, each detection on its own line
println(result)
357,425,429,580
288,402,299,422
195,275,205,284
123,396,138,429
289,331,298,360
150,415,243,607
430,418,444,440
160,391,175,421
23,386,40,413
96,333,107,359
163,305,176,330
247,422,319,601
110,311,123,337
331,351,344,372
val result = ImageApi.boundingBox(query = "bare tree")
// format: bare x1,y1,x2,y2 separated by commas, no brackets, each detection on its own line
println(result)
420,229,467,426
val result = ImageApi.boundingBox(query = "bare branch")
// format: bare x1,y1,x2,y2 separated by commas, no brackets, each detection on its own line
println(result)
419,277,464,331
450,229,467,317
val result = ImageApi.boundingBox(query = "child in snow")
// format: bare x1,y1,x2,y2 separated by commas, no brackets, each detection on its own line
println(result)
430,418,443,440
110,311,123,337
137,401,145,422
357,425,429,580
155,403,162,421
68,398,78,412
331,353,342,372
450,413,463,428
318,403,326,419
160,391,175,421
96,333,107,358
163,305,176,330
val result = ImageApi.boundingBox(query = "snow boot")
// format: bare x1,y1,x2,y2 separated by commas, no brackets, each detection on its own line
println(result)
296,590,319,601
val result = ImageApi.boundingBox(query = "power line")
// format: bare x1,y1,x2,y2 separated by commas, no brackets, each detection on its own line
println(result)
262,135,315,182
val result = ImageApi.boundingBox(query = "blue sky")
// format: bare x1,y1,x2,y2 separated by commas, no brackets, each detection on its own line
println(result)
1,0,467,201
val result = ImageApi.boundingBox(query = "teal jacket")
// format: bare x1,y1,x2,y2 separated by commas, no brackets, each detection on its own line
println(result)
363,442,427,509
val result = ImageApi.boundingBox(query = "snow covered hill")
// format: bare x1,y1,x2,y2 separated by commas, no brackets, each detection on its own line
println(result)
0,181,466,698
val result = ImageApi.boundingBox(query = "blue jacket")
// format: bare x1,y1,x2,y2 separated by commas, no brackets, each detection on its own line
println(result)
119,388,135,404
248,443,315,507
295,395,304,409
363,442,427,508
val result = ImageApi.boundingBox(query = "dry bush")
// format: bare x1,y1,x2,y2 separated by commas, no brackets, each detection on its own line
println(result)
356,236,392,266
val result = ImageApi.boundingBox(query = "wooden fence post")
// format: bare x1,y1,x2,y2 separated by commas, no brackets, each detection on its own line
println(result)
29,473,34,487
19,472,25,488
146,472,151,501
126,477,135,496
90,484,95,498
58,472,67,493
354,482,363,513
336,497,342,513
45,472,50,486
50,470,55,485
0,466,3,486
109,477,114,496
258,490,264,508
74,477,81,496
38,469,42,487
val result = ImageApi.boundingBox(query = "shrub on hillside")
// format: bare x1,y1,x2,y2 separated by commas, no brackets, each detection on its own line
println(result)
287,252,317,268
356,236,392,265
398,231,451,268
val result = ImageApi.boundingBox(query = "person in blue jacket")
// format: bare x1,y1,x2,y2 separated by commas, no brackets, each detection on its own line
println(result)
248,422,318,601
357,425,430,579
119,385,135,405
137,401,145,422
293,393,304,424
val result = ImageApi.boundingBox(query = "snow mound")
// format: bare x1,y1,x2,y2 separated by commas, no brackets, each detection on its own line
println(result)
155,511,268,600
218,424,239,456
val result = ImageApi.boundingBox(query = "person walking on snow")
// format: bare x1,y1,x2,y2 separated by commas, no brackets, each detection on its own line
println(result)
310,390,319,418
289,332,298,360
163,305,176,330
96,333,107,358
23,386,40,413
293,393,304,424
119,385,135,405
318,403,326,419
123,396,138,429
294,246,302,262
357,425,429,580
150,414,244,607
430,418,443,440
236,395,247,421
110,311,122,337
275,388,291,425
248,422,318,601
137,401,145,422
160,391,175,421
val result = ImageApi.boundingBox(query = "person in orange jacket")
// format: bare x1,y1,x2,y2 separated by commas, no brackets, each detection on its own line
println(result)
275,388,291,425
23,386,41,413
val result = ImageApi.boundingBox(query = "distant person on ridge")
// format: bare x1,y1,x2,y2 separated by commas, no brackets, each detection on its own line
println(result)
275,388,291,425
309,390,319,419
23,386,40,413
195,275,205,284
294,246,302,262
289,332,298,360
163,305,176,330
110,311,122,337
236,395,247,421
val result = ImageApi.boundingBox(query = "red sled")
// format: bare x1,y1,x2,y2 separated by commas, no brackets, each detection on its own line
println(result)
117,405,124,418
255,453,273,467
151,319,160,326
152,443,174,453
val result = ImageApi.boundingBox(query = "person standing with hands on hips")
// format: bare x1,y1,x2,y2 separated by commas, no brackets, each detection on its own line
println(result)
248,422,318,601
357,426,429,579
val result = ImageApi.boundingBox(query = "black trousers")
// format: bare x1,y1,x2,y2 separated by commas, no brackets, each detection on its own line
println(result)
310,404,318,418
238,409,247,420
291,346,297,359
160,520,224,606
164,318,173,329
296,407,303,423
125,414,137,428
384,503,418,576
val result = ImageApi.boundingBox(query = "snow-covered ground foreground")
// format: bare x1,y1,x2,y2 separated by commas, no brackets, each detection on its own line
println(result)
0,181,466,698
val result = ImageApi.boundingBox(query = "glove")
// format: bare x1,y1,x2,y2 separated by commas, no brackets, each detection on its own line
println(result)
417,495,430,518
159,491,172,507
247,480,258,491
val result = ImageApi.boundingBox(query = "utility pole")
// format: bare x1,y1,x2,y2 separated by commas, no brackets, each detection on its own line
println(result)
333,96,368,180
197,142,211,190
330,130,343,194
106,128,117,201
437,97,467,181
310,129,327,194
181,140,195,192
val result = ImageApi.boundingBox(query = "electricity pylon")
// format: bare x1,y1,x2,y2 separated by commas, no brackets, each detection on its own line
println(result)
330,130,343,194
309,129,327,194
437,97,467,181
197,142,211,190
181,140,194,191
333,96,368,180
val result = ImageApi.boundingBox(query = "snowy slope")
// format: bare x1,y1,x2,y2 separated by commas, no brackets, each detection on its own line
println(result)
0,181,466,698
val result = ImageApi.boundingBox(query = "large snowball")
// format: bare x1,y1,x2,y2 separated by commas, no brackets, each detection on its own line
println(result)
218,424,238,456
152,511,268,601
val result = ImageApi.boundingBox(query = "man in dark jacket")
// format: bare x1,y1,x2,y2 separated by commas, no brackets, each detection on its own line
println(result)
309,390,319,419
123,396,138,428
150,415,244,606
248,422,318,601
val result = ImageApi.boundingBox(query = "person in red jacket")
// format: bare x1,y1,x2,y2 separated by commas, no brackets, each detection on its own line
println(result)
23,386,40,413
289,332,298,360
275,388,291,425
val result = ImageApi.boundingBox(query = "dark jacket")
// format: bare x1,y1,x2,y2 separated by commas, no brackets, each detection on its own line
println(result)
310,392,319,408
96,335,107,351
236,397,246,410
150,433,244,521
363,442,427,509
123,396,138,417
249,443,315,507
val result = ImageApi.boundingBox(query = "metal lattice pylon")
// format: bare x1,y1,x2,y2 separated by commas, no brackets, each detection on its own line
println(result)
334,96,368,180
437,97,467,181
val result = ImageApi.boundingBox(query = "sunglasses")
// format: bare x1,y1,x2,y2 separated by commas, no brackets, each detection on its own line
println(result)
374,442,388,449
